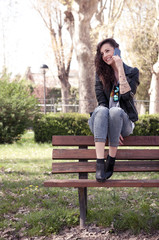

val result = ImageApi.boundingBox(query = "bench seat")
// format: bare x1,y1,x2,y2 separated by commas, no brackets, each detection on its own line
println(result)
44,135,159,228
44,179,159,188
51,161,159,173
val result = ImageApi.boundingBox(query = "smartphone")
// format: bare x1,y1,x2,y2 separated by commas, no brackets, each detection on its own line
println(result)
114,48,121,57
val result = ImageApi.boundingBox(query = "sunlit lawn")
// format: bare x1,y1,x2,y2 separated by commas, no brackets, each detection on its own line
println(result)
0,131,159,239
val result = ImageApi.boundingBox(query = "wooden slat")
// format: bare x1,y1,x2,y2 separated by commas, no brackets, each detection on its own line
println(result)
44,179,159,188
53,149,159,160
52,161,159,173
52,136,159,146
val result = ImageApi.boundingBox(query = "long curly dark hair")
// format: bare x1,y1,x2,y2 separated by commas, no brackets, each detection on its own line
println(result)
95,38,119,90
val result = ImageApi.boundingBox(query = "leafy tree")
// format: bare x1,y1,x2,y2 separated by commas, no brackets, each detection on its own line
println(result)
121,0,158,101
0,70,39,143
131,28,158,100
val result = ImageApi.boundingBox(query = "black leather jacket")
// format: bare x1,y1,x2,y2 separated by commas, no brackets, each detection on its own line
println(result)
95,63,140,122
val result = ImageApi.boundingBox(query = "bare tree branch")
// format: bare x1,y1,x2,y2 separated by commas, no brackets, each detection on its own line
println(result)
33,3,50,30
66,43,73,76
108,0,112,20
113,0,125,23
98,0,107,15
58,10,65,71
33,0,73,112
95,0,107,23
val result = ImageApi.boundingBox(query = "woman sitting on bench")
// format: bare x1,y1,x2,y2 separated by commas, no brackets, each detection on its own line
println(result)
88,38,140,182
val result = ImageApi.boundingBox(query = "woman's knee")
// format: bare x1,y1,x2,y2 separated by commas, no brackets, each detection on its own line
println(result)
109,107,123,121
95,106,109,118
88,106,108,134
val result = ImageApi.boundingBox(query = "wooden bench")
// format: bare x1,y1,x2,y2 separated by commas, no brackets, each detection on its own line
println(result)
44,135,159,228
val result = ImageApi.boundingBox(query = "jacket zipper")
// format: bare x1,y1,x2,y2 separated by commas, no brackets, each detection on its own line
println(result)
129,100,138,115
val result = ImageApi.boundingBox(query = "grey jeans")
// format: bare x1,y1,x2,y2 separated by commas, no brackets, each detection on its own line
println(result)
88,106,134,147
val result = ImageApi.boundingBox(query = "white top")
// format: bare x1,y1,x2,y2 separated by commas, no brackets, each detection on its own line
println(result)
109,85,135,133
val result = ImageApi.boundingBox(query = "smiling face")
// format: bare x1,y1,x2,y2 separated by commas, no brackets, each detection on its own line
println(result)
100,43,115,65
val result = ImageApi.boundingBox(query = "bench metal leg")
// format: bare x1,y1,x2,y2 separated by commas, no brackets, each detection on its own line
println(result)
84,187,87,215
78,187,87,228
78,146,88,228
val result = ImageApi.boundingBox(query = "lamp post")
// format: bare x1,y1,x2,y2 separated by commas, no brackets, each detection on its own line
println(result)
40,64,49,114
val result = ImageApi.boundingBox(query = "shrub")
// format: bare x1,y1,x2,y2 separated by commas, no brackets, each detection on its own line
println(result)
33,112,92,143
33,112,159,143
0,72,39,143
132,114,159,136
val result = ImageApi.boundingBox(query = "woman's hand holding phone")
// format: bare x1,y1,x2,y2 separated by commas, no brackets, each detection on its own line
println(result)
112,48,124,70
113,48,121,57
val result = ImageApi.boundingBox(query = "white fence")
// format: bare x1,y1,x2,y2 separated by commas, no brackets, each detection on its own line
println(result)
37,98,157,115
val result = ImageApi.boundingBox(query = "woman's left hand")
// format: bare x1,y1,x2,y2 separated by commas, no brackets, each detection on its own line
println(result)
119,134,124,145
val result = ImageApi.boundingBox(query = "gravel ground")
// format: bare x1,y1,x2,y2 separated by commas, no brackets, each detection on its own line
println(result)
1,225,159,240
47,225,159,240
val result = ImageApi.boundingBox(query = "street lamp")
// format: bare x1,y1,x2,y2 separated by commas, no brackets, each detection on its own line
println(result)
40,64,49,114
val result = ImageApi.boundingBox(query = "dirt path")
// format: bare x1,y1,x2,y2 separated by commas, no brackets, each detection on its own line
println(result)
48,225,159,240
1,225,159,240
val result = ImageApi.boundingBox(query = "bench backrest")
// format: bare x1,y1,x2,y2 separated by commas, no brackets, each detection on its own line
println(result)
51,136,159,174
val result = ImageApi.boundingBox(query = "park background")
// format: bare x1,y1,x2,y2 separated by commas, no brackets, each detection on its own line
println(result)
0,0,159,115
0,0,159,239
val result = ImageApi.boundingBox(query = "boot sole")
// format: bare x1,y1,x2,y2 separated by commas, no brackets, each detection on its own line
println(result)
96,178,106,183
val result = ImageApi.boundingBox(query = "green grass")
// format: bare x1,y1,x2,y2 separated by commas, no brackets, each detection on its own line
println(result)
0,131,159,238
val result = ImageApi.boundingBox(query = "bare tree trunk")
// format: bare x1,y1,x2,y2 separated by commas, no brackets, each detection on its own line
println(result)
59,72,71,113
49,12,72,113
33,1,73,113
149,58,159,114
72,0,98,113
149,0,159,114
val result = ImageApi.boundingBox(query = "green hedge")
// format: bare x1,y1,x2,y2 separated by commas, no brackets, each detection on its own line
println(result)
132,114,159,136
33,113,92,143
33,113,159,143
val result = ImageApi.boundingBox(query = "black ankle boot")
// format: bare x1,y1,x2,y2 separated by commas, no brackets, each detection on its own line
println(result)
105,155,116,179
96,158,106,182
